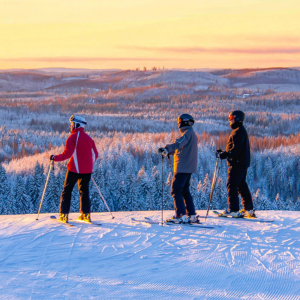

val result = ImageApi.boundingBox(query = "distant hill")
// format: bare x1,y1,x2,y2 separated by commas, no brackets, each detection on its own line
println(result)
1,67,300,93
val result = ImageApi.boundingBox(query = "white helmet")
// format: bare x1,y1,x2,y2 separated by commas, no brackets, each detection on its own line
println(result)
69,115,87,128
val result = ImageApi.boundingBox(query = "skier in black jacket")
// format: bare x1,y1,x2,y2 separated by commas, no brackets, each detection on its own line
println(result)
217,110,255,218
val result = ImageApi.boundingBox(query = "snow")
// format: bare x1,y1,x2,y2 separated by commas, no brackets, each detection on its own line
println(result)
1,211,300,299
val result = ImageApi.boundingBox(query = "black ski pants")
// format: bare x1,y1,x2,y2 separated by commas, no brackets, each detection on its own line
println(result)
171,173,196,217
227,166,253,211
60,170,91,215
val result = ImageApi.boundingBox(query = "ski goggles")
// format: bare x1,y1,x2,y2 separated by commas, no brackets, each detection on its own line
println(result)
228,115,235,121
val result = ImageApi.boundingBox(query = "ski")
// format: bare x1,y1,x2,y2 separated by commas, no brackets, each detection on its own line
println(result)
131,217,161,224
135,217,216,228
50,216,75,227
165,221,215,229
211,211,274,223
71,219,102,226
132,217,216,229
145,216,216,228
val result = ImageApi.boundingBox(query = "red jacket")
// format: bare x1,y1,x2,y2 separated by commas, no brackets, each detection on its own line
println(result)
54,128,98,174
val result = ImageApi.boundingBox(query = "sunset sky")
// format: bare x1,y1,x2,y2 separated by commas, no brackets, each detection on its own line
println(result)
1,0,300,70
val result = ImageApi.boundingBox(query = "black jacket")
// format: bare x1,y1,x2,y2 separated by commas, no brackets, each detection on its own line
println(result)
225,124,250,169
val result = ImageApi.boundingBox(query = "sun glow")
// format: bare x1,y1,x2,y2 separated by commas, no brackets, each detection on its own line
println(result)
1,0,300,69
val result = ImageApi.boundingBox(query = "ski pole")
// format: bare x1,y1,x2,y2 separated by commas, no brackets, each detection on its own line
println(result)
167,156,173,176
91,176,115,219
36,160,54,220
205,157,221,221
161,154,164,227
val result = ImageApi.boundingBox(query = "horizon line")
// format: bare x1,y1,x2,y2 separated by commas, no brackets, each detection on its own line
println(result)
0,66,300,72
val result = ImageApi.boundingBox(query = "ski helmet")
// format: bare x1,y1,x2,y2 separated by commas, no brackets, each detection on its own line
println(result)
228,110,245,123
177,114,195,128
69,115,87,129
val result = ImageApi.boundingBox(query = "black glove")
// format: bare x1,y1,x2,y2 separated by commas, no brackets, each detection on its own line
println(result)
219,151,228,160
50,155,55,161
215,149,223,158
157,147,169,157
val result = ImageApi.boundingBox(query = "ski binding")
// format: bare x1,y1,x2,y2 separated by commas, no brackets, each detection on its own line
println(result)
50,216,75,227
212,211,274,222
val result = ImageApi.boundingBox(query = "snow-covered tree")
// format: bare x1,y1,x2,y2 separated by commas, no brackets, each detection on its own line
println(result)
0,164,10,214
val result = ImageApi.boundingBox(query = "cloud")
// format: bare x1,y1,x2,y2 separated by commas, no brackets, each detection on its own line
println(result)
122,46,300,54
0,57,183,62
246,36,300,44
186,34,300,44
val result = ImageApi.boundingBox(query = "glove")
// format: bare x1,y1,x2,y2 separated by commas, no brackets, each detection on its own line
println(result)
50,155,55,161
157,147,169,157
215,149,223,158
219,151,228,160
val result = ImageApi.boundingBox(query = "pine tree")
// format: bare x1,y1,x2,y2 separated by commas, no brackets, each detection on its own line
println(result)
150,166,162,210
270,194,279,210
14,176,32,214
213,177,227,210
195,181,204,210
125,172,135,211
265,157,275,199
286,198,295,211
44,169,58,213
90,179,101,212
294,197,300,211
0,164,10,214
253,189,261,210
118,180,129,211
274,193,285,211
32,162,45,212
8,181,17,215
259,192,271,210
136,166,149,211
105,170,117,212
202,173,211,207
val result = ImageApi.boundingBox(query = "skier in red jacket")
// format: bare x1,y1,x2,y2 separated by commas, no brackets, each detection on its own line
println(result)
50,115,98,223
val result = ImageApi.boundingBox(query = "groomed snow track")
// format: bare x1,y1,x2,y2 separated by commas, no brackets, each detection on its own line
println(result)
0,211,299,299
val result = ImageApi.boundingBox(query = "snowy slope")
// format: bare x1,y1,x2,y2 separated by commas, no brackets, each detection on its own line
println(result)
0,211,300,300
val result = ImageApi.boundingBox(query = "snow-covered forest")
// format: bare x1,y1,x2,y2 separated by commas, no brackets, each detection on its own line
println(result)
0,68,300,214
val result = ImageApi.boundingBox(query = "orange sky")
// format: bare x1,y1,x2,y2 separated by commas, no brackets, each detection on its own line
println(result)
1,0,300,69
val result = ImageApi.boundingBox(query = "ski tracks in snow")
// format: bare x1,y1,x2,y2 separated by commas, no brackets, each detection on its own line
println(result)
0,211,300,299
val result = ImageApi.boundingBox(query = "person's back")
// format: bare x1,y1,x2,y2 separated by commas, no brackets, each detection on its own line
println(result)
225,124,250,169
55,128,97,174
171,126,198,174
157,114,199,224
217,110,254,218
51,115,98,223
